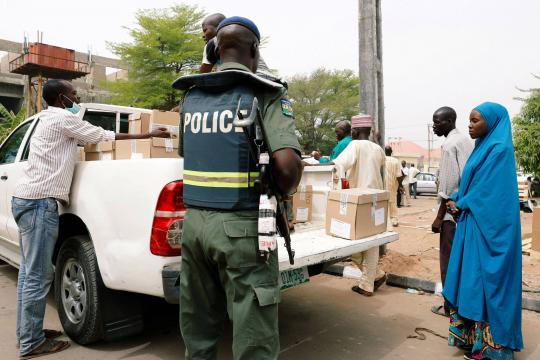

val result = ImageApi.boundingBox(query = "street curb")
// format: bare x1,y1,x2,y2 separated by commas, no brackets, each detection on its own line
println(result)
324,265,540,312
386,273,437,293
324,264,345,277
522,297,540,313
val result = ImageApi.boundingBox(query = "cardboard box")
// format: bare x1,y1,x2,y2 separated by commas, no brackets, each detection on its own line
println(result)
151,110,179,127
150,110,181,158
292,185,313,223
77,147,85,161
84,141,114,153
84,141,114,161
150,137,180,158
85,151,114,161
325,188,389,240
128,112,151,134
115,139,151,160
533,207,540,251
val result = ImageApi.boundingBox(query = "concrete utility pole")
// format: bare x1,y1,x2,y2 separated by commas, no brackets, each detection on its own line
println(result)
358,0,384,144
427,124,431,172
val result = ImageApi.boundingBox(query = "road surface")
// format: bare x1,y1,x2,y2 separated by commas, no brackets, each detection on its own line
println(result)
1,261,539,359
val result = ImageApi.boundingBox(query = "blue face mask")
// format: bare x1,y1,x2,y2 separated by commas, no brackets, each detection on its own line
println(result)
62,95,80,114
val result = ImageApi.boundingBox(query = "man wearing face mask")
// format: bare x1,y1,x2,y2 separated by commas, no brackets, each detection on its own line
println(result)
11,79,170,358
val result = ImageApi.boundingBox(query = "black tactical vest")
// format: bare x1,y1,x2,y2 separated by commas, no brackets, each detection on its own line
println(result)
180,84,260,209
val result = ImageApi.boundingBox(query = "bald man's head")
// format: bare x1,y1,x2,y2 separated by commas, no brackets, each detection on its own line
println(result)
434,106,456,122
335,120,351,141
216,24,259,72
384,145,393,156
203,13,225,27
432,106,456,137
202,13,226,42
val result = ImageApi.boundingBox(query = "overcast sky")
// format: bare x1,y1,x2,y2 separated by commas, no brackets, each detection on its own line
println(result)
2,0,539,148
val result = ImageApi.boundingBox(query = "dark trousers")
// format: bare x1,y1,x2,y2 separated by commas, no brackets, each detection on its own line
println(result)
397,191,402,207
440,220,456,313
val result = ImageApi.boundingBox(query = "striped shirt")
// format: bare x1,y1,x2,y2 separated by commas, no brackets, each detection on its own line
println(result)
14,106,115,204
438,128,474,221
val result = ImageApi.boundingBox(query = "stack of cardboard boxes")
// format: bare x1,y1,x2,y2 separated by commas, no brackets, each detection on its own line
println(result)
83,110,180,161
290,183,390,240
84,142,114,161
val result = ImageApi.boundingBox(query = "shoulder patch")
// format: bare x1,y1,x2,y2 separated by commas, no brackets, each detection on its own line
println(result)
280,99,294,117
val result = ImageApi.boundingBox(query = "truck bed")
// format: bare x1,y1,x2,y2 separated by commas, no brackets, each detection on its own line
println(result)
281,222,398,271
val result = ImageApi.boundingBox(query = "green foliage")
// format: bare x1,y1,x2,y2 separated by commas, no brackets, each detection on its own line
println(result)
513,88,540,178
104,4,205,110
287,68,359,155
0,104,26,143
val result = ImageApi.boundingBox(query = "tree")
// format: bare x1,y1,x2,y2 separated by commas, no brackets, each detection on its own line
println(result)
287,68,359,155
105,5,205,110
0,104,26,143
513,85,540,178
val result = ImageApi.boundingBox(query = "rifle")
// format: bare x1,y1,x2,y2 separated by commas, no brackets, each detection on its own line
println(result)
233,97,295,265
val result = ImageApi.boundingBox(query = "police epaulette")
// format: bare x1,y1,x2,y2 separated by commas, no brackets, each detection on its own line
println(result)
172,70,283,92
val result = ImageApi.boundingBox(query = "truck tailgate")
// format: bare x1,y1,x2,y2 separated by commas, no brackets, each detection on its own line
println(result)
279,223,398,271
162,224,398,303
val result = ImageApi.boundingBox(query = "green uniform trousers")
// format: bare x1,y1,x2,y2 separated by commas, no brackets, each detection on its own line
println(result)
179,208,280,360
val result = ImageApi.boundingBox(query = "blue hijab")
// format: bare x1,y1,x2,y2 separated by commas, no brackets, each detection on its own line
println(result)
443,102,523,350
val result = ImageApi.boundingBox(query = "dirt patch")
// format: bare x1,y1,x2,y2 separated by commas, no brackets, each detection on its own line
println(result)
379,196,540,289
380,249,441,283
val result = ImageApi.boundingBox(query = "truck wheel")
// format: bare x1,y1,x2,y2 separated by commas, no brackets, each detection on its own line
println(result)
54,235,104,344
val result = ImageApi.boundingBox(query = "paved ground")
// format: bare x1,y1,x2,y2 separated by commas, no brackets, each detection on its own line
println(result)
1,262,540,359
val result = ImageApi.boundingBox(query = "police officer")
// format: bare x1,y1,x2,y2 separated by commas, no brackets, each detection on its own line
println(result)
172,16,303,360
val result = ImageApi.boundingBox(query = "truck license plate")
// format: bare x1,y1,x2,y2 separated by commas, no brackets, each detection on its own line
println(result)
279,267,310,290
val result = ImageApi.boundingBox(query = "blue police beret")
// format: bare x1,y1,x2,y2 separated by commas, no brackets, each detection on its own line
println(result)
216,16,260,41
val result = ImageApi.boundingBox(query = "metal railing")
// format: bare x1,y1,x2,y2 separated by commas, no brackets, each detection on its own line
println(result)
9,52,89,73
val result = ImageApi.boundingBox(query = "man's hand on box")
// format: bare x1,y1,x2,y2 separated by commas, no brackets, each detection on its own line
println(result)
150,127,172,138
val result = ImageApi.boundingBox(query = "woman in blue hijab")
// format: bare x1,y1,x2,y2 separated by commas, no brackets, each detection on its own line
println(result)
444,102,523,360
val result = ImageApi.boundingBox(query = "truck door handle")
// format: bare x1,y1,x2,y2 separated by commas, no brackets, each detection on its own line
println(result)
1,175,7,181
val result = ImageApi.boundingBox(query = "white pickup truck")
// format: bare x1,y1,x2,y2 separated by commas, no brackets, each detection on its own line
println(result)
0,103,398,344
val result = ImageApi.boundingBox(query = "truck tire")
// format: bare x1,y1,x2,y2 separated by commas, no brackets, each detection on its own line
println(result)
54,235,104,344
55,235,144,344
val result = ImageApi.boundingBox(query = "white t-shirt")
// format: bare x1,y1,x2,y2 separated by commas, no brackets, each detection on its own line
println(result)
202,43,212,65
409,167,420,184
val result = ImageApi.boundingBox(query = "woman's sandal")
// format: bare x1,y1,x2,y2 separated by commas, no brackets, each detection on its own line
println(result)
20,338,70,359
431,305,449,317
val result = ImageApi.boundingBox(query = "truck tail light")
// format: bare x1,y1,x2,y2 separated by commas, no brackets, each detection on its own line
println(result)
341,178,350,189
150,181,185,256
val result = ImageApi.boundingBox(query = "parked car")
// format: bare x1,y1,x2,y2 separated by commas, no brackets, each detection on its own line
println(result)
414,172,438,195
0,104,398,345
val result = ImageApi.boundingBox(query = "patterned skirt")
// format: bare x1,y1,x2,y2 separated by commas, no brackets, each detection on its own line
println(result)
448,309,514,360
